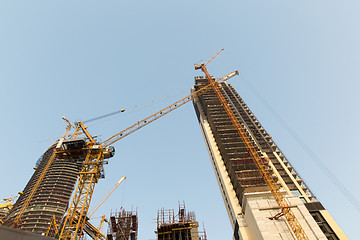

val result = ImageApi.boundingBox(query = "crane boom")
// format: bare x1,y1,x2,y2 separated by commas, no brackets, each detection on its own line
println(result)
88,176,126,218
101,70,238,147
205,48,224,66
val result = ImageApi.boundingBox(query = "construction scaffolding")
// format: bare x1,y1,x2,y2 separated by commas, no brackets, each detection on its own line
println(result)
156,203,206,240
107,209,138,240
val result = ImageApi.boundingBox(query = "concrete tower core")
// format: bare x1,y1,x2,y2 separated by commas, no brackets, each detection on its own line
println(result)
192,76,347,240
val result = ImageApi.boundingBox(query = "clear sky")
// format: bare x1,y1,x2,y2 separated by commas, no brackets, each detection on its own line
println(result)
1,1,359,239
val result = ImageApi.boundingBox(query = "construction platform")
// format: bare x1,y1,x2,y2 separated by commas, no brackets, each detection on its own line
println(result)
156,204,206,240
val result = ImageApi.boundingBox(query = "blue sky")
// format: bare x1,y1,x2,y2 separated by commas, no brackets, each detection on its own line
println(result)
1,1,359,239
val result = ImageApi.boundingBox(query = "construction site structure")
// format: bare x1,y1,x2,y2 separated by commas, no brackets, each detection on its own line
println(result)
192,76,348,240
107,209,138,240
0,203,12,225
156,203,207,240
0,64,238,239
2,144,84,234
1,49,348,239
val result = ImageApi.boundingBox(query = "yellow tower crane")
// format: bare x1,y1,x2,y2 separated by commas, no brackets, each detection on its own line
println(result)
195,50,309,240
57,69,239,239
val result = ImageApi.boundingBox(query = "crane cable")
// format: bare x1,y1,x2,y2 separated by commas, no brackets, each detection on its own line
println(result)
83,89,188,124
37,89,188,143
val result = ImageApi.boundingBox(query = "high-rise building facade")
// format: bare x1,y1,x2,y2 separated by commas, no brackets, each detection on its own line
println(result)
192,76,347,240
3,144,83,234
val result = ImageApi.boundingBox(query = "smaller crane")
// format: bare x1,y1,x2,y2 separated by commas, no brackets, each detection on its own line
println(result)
88,176,126,218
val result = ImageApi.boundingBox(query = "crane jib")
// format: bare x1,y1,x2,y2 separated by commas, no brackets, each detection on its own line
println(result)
100,70,239,147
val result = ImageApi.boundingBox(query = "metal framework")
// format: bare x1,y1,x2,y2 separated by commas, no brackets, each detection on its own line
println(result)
58,122,106,239
96,216,108,240
46,215,59,237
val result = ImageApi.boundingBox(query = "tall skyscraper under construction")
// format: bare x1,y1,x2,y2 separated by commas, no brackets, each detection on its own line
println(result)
3,139,86,234
192,76,347,240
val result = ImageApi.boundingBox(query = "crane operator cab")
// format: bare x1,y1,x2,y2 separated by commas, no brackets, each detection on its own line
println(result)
103,146,115,159
56,137,87,159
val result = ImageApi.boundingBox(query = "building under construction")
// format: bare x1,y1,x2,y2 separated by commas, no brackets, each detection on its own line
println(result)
156,203,206,240
192,76,348,240
2,143,84,234
107,209,138,240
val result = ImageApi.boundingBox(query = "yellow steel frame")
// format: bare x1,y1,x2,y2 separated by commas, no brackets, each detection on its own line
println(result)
82,218,107,240
95,215,107,240
46,215,59,237
73,122,95,143
59,146,104,239
198,63,309,240
58,71,239,239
